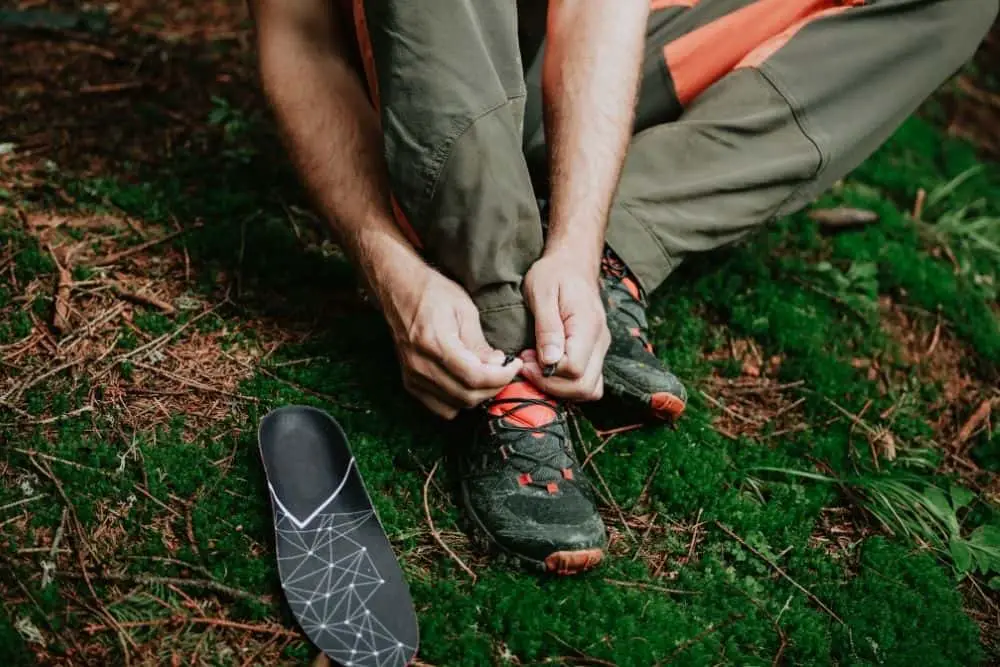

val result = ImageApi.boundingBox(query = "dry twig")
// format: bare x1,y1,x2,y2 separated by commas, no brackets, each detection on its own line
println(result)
714,521,843,624
423,459,477,582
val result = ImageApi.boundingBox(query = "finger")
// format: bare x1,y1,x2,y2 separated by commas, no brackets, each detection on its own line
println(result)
412,369,507,414
528,283,565,366
485,349,507,366
415,350,516,408
438,335,522,391
558,308,607,380
521,340,606,402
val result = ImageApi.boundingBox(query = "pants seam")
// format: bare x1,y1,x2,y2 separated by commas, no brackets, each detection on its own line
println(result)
755,64,826,216
418,93,528,224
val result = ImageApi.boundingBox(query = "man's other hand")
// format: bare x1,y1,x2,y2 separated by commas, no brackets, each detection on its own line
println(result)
522,250,609,401
379,260,522,419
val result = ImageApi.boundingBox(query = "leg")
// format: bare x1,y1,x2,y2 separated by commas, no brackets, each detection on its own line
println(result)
352,0,541,353
350,1,607,574
602,0,998,293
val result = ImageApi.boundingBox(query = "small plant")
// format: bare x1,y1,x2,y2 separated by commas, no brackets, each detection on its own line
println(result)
811,259,880,315
207,96,258,164
756,466,1000,584
918,166,1000,299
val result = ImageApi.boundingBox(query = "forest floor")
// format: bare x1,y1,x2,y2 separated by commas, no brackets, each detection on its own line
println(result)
2,3,1000,666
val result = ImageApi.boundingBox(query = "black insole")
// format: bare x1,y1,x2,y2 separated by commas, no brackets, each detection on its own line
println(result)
258,406,419,667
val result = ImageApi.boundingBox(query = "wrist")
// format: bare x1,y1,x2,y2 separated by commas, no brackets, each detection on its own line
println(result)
351,223,430,302
544,233,603,281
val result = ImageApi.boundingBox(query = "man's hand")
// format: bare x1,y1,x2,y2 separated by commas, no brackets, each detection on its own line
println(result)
377,256,522,419
521,251,609,401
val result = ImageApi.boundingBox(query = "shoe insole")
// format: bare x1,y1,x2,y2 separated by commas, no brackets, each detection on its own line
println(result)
258,406,419,667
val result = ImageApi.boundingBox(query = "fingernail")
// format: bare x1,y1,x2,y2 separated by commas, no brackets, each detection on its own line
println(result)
541,344,562,365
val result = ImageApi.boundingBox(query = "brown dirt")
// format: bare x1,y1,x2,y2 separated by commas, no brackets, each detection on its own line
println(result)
1,0,256,179
877,296,998,471
703,336,807,441
0,209,302,439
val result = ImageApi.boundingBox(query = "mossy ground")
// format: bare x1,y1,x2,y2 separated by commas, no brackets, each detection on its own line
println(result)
2,6,1000,666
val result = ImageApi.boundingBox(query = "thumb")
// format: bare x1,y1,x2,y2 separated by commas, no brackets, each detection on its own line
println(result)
531,285,564,366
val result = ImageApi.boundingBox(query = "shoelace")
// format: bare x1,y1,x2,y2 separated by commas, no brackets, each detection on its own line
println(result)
483,392,572,486
601,252,652,350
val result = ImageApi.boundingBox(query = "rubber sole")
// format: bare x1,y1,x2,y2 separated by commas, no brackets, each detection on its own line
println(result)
650,391,686,421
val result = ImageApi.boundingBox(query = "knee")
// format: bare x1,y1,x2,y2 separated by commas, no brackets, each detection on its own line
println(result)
950,0,998,45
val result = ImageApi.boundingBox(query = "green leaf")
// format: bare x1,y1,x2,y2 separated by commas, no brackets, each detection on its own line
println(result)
969,525,1000,549
922,486,959,537
926,165,984,210
949,485,977,511
988,577,1000,591
949,539,973,574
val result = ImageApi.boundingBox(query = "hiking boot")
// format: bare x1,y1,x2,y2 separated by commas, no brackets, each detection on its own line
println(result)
459,379,606,574
584,247,687,433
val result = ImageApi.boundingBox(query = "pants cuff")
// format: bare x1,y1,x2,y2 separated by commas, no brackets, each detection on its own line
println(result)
476,291,533,354
605,201,681,295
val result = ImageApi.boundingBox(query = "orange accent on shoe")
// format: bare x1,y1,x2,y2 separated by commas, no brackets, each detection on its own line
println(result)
546,482,559,495
517,473,533,487
544,549,605,575
562,468,574,481
629,327,642,338
645,342,654,354
622,277,642,302
487,381,557,428
531,432,545,439
650,392,686,420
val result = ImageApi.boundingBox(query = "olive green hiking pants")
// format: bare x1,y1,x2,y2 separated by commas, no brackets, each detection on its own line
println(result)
348,0,997,353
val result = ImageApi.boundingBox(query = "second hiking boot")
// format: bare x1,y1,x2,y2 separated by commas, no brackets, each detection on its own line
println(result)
459,379,606,574
585,247,687,433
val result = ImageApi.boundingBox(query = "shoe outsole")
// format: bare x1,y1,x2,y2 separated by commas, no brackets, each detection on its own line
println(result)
458,487,605,576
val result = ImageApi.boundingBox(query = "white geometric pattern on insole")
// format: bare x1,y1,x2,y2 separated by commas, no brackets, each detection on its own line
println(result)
272,474,415,667
268,457,357,530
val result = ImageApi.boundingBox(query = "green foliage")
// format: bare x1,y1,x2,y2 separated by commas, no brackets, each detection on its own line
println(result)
2,92,998,665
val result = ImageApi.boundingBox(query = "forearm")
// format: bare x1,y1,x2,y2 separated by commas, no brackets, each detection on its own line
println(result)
255,11,424,297
542,0,649,273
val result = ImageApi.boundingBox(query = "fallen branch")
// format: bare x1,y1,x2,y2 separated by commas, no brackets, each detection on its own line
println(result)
956,399,994,445
109,282,175,314
0,405,93,427
130,360,258,403
89,226,194,267
83,615,299,637
603,578,696,596
54,571,267,604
